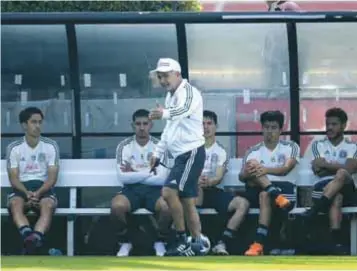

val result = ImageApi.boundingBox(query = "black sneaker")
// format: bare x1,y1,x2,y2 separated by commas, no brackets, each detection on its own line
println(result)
24,233,38,255
165,239,189,256
179,242,204,257
301,207,318,220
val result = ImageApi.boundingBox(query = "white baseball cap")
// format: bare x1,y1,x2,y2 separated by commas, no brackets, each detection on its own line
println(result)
153,58,181,73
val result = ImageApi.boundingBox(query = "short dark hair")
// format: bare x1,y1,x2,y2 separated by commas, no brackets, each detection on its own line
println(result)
19,107,44,124
260,110,284,129
132,109,150,122
203,110,217,125
325,107,348,124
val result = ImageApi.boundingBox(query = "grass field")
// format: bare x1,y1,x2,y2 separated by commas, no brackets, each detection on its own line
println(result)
1,256,355,271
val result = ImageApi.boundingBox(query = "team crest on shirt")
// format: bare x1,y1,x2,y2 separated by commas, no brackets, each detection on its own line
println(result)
211,153,218,163
339,150,347,158
278,154,286,164
38,153,46,162
31,155,36,161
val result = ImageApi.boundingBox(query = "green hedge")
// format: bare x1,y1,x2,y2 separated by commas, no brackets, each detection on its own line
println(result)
1,1,201,12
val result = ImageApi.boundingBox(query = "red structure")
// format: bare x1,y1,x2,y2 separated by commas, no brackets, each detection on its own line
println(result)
201,1,357,12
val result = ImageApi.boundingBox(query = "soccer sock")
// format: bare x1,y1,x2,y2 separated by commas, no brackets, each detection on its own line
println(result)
156,230,170,243
176,231,187,242
255,224,269,245
220,228,236,244
32,231,44,247
264,185,280,201
192,234,202,245
116,228,129,243
331,228,342,245
313,196,332,213
18,225,32,240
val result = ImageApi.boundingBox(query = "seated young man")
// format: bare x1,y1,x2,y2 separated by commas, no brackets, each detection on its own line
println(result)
302,108,357,254
196,110,249,255
6,107,60,254
111,109,171,257
239,110,300,256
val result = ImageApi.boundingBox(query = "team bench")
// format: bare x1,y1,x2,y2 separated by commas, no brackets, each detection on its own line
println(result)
1,159,356,256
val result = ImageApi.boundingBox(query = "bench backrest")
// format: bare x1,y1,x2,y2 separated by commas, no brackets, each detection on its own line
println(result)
1,158,319,188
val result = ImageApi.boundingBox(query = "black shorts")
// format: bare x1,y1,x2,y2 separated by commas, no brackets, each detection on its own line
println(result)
199,187,234,214
164,145,205,198
120,184,162,212
7,180,57,209
312,179,356,207
243,181,296,209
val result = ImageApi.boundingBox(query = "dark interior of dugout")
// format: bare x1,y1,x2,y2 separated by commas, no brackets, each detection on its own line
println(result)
1,212,352,256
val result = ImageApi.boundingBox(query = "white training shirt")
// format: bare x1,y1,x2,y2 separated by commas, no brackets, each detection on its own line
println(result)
153,79,205,159
311,137,357,182
202,141,227,175
242,140,300,183
116,136,170,187
6,137,60,182
202,141,228,189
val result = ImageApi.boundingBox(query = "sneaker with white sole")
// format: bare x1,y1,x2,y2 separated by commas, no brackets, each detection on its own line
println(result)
116,242,133,257
154,241,166,256
212,241,229,255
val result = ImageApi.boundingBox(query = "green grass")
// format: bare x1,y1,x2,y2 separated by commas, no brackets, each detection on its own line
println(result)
1,256,356,270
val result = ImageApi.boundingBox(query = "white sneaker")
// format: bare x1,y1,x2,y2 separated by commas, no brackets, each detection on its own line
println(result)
154,241,166,256
116,243,133,257
212,242,229,255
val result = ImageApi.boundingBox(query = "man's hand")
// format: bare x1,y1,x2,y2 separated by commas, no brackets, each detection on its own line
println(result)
244,160,260,176
120,161,135,172
149,102,164,120
198,175,209,188
254,164,268,178
150,156,160,175
312,158,327,172
26,191,39,209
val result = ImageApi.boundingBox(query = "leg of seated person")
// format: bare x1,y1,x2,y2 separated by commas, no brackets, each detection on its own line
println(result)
213,196,250,255
245,191,271,256
153,197,172,256
9,197,33,243
329,193,345,254
111,194,132,256
31,197,56,249
305,169,350,217
195,187,204,206
248,174,290,210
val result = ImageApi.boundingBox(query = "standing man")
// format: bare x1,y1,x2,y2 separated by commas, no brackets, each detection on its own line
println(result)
6,107,60,254
111,109,171,257
149,58,206,256
302,108,357,254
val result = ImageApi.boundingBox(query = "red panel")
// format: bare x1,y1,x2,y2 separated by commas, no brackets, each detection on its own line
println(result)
235,97,357,157
202,1,357,12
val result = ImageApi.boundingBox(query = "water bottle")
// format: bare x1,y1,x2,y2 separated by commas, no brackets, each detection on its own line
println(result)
48,248,63,256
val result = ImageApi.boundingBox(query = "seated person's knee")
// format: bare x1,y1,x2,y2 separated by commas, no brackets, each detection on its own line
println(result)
9,197,25,212
156,197,170,213
336,168,350,183
239,196,250,211
259,191,270,206
162,187,175,202
332,193,343,208
40,198,56,212
230,196,250,211
111,196,129,214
